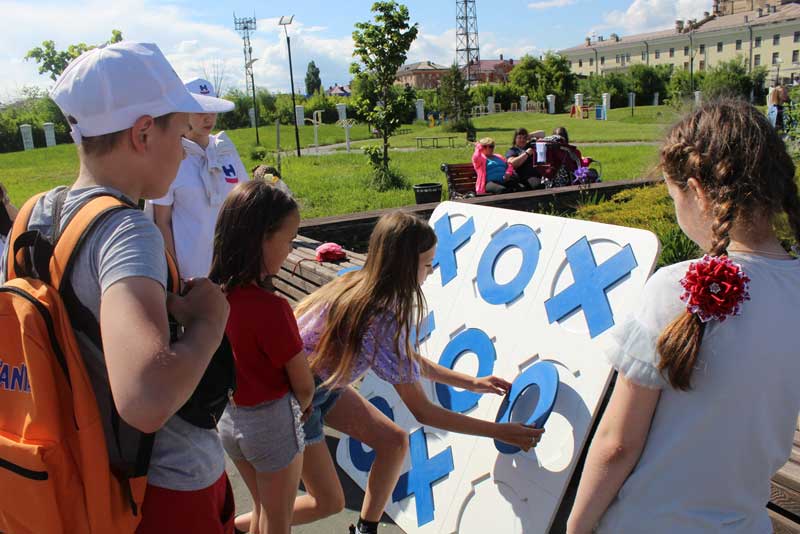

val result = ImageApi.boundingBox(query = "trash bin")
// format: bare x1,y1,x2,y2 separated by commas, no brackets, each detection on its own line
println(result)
413,183,442,204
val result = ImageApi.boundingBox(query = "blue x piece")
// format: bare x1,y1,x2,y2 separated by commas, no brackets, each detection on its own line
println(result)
544,237,638,338
432,214,475,286
392,428,455,527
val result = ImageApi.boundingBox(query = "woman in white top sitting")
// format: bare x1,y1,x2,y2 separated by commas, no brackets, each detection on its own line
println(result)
568,98,800,534
151,78,249,280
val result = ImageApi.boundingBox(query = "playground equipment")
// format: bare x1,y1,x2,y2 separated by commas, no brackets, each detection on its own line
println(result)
336,118,358,153
304,110,324,153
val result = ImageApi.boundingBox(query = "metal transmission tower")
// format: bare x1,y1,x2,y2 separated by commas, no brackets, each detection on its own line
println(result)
234,13,260,144
456,0,480,84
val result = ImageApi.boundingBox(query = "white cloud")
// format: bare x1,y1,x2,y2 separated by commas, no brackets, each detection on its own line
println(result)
596,0,714,35
528,0,576,10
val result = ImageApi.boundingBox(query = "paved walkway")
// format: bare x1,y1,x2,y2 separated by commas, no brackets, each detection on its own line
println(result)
284,139,660,157
226,431,404,534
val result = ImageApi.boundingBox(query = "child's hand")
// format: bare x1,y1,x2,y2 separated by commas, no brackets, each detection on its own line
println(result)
471,375,511,395
167,278,229,332
496,422,544,451
300,404,313,423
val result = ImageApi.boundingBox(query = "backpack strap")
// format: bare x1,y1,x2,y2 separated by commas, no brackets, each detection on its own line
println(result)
5,192,46,281
49,196,130,290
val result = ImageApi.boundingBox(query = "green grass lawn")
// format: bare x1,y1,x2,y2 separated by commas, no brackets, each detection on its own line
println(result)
0,106,665,217
351,105,676,150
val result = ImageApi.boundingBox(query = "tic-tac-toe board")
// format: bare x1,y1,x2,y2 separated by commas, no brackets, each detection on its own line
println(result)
335,201,660,533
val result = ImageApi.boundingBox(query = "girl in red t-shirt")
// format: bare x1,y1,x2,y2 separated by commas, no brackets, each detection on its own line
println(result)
210,181,315,534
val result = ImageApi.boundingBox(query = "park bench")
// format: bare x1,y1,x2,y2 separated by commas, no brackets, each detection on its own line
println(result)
415,136,459,149
396,128,411,135
440,162,489,199
274,235,365,308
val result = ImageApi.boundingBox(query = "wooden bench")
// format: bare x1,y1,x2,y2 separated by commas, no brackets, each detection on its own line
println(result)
440,162,489,199
770,419,800,532
415,136,459,149
396,128,411,136
274,235,365,308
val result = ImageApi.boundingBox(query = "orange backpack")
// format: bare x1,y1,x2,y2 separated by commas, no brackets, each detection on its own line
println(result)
0,191,179,534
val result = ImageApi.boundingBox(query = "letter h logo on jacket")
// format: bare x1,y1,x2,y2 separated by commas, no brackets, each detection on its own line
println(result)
222,164,238,184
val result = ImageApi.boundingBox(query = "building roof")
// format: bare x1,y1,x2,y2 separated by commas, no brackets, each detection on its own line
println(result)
559,3,800,54
398,61,449,73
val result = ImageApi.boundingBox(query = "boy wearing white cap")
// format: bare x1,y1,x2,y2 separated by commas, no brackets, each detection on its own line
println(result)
151,78,249,281
0,42,236,533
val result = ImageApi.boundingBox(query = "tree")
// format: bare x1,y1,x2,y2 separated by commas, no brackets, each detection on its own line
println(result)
25,30,123,81
508,53,576,111
350,1,418,189
508,55,541,96
439,64,471,120
201,58,227,97
701,58,755,100
305,61,322,96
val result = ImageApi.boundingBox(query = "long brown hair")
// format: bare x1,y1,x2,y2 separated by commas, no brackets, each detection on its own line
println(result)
295,211,438,389
657,98,800,390
209,180,298,291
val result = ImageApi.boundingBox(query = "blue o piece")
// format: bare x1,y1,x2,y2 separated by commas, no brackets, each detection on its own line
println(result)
494,361,559,455
435,328,495,413
337,265,362,276
477,224,541,305
349,396,395,472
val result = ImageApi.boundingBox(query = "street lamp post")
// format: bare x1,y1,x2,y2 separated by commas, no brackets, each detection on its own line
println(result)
279,15,302,158
245,58,260,145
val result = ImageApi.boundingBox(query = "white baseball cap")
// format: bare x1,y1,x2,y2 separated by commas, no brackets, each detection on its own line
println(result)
184,78,216,97
50,41,235,144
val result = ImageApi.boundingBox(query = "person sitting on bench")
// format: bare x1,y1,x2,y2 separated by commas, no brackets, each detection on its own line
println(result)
505,128,544,190
472,137,517,194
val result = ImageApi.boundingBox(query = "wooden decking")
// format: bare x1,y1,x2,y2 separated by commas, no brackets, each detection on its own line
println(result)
278,233,800,532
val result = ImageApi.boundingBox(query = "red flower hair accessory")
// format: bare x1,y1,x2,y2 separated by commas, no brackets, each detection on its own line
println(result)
680,255,750,323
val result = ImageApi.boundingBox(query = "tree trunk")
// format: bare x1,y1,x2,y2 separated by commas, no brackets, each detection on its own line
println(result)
383,133,389,170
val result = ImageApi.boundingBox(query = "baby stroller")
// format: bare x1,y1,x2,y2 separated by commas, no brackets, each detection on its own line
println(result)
530,136,602,188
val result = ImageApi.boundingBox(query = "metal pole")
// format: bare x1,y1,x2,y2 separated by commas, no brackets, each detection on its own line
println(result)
285,31,302,157
276,119,282,176
251,70,260,145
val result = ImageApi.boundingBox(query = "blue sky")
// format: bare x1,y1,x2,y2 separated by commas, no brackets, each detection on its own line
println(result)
0,0,713,100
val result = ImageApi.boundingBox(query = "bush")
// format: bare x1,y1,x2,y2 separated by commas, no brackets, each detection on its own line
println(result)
304,92,339,124
249,145,267,161
701,58,754,100
469,83,523,111
0,89,71,153
363,144,405,190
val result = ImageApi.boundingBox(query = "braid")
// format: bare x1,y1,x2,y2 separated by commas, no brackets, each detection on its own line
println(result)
781,177,800,249
709,194,735,257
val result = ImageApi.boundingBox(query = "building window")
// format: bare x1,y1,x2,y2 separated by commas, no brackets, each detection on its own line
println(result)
773,52,780,65
795,31,800,43
655,49,660,59
793,50,799,63
615,54,620,64
699,44,705,54
755,36,762,48
774,34,780,46
717,42,723,52
641,51,646,60
669,47,675,58
578,59,583,68
755,54,761,66
626,53,631,62
699,60,705,71
601,56,605,65
684,61,689,70
736,39,742,51
684,46,689,56
589,57,594,66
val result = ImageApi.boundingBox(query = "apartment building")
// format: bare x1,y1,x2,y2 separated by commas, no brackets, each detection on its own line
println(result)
559,0,800,82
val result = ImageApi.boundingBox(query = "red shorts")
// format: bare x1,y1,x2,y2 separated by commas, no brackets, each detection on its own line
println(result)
135,472,235,534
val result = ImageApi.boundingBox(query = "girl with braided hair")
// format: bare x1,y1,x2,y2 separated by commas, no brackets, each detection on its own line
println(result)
567,99,800,534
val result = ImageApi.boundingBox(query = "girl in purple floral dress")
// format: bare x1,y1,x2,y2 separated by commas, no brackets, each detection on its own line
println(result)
292,212,543,534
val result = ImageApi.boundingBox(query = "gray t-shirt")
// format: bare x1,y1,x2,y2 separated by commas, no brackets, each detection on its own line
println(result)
1,185,224,491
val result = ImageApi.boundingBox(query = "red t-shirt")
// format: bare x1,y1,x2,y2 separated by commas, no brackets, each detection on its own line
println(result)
225,285,303,406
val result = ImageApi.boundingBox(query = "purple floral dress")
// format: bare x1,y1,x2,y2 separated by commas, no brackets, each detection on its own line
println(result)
296,305,421,386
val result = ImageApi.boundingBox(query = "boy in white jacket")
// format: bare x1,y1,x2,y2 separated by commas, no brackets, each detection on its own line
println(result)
152,78,249,280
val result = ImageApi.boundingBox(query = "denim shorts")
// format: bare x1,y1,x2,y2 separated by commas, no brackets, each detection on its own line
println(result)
219,393,304,473
302,378,342,445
